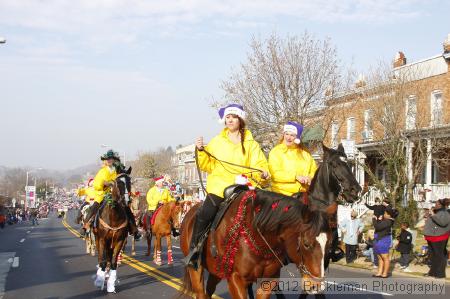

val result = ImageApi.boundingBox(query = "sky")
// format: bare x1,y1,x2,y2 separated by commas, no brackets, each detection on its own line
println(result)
0,0,449,170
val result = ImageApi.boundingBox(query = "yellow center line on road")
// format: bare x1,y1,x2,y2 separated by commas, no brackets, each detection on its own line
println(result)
61,218,224,299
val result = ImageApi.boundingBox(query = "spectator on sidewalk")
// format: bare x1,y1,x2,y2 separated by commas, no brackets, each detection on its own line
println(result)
396,222,413,272
373,206,398,278
365,197,386,218
423,198,450,279
340,210,364,264
362,229,379,268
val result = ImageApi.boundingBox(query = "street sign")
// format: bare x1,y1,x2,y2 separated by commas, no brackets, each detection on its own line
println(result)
26,186,37,209
341,139,355,158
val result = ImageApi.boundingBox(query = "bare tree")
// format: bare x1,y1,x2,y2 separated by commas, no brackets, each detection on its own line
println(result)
220,32,351,149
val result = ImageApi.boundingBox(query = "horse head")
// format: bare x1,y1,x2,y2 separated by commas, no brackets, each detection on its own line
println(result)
168,201,185,230
293,209,330,294
309,144,361,207
252,190,330,294
114,166,133,205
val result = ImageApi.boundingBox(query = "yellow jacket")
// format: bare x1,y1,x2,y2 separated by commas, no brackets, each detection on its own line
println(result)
198,128,269,197
93,166,117,203
77,187,96,203
146,186,175,211
268,143,317,196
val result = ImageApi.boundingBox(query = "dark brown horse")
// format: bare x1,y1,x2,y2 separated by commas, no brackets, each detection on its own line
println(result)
93,167,132,293
143,201,184,265
179,143,361,299
180,190,333,299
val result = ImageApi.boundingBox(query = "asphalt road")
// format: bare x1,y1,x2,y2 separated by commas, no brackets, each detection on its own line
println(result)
0,211,448,299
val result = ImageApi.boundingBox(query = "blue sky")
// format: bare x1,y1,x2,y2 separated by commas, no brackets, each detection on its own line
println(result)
0,0,449,169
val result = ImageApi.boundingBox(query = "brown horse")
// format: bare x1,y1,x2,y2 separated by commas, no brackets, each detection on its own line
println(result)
180,190,331,299
93,167,132,293
128,192,144,256
81,203,96,256
180,144,362,299
143,201,184,265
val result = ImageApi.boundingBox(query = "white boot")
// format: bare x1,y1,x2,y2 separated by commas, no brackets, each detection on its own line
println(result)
94,268,106,289
107,270,117,293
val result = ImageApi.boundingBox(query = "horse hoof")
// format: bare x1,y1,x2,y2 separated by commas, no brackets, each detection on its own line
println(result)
131,252,136,256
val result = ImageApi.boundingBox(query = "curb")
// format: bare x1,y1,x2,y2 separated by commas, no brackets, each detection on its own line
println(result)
330,263,450,283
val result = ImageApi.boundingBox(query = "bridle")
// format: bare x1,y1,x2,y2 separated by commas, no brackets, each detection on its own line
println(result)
116,173,131,205
296,233,326,280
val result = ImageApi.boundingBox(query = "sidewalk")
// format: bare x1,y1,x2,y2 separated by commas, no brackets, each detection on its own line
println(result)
334,256,450,282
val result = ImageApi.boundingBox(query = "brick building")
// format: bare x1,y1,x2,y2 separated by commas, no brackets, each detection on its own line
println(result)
315,34,450,208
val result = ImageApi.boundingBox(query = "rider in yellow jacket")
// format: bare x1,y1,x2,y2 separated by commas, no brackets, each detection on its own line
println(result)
80,150,141,240
146,178,175,211
186,103,270,269
145,176,177,235
269,121,317,196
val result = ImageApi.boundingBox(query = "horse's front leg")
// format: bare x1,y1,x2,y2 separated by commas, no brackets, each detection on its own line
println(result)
131,236,136,256
167,235,173,265
228,273,249,299
255,272,284,299
107,236,125,293
188,266,209,299
94,235,107,289
154,234,162,265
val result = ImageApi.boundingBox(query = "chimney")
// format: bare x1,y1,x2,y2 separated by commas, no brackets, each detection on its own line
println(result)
355,74,366,88
393,51,407,68
443,33,450,53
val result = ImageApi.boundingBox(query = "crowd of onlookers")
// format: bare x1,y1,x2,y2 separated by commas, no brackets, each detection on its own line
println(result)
0,206,48,229
339,197,450,279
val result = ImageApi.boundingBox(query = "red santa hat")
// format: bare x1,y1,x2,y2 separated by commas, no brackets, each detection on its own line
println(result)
154,176,165,184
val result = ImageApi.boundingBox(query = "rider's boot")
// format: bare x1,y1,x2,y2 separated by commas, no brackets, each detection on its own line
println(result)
125,206,142,241
184,194,221,269
184,216,209,269
79,202,100,237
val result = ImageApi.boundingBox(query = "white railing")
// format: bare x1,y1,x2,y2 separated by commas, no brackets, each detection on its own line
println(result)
412,184,450,203
352,186,385,218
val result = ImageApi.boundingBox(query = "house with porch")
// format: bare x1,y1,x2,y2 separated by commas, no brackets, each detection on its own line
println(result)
318,34,450,217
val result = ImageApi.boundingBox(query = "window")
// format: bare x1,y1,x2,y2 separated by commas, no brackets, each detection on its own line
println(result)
406,96,417,130
364,109,373,131
347,117,356,140
430,91,443,126
331,122,338,148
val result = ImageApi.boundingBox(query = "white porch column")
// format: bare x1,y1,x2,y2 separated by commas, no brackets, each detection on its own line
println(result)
406,140,414,183
357,151,366,188
425,138,433,201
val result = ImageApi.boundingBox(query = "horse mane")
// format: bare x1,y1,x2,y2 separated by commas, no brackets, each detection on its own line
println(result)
252,190,326,236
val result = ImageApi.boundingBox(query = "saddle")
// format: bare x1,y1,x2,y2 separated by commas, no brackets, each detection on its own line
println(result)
197,184,250,259
151,205,163,226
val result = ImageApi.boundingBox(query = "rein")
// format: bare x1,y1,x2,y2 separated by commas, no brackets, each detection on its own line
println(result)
195,147,265,198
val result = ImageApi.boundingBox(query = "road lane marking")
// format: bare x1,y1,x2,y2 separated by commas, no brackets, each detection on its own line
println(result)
0,252,16,299
12,258,19,268
19,239,25,243
26,231,30,234
61,219,223,299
